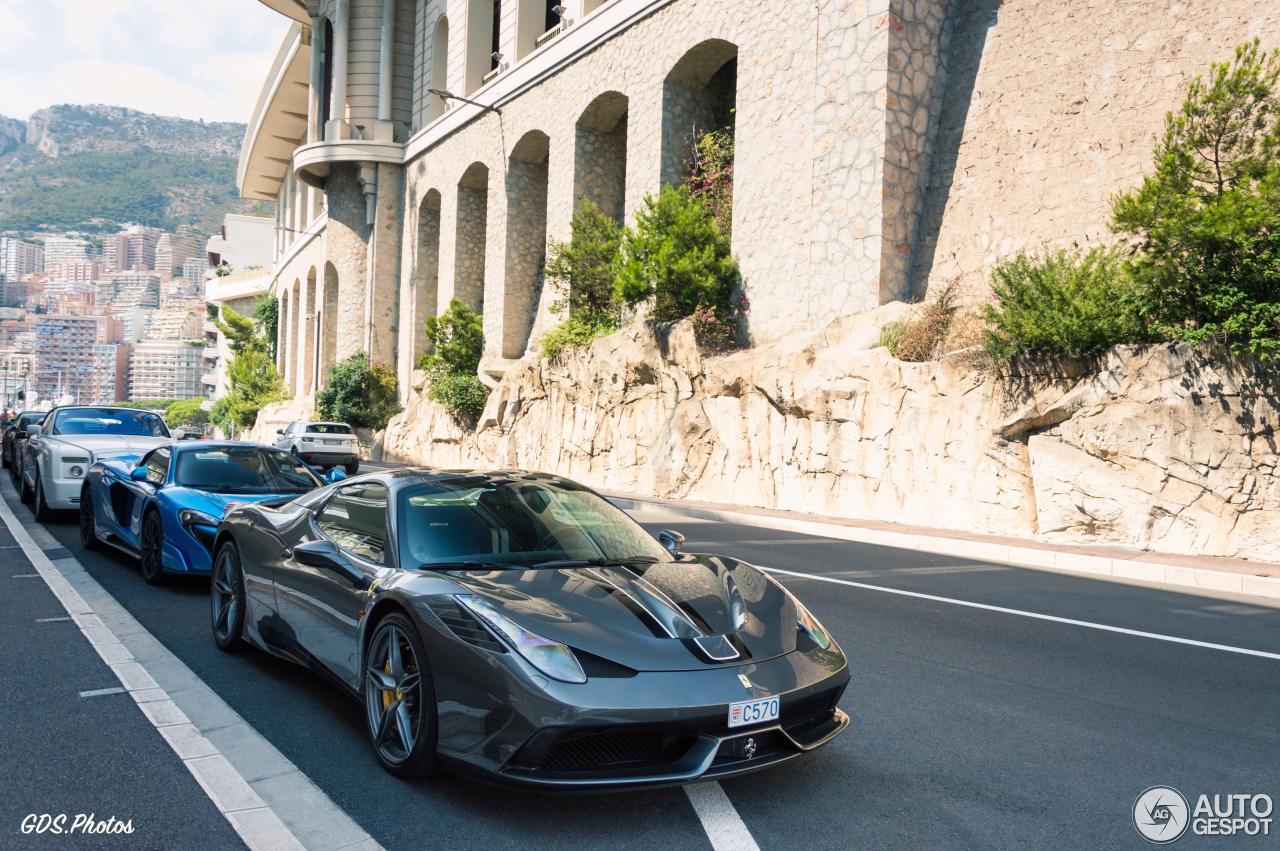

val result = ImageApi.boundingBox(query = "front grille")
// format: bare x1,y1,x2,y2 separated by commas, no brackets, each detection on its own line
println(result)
539,727,693,772
782,687,840,734
425,599,505,652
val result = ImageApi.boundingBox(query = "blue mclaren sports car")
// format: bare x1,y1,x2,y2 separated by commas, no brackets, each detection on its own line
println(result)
78,441,340,584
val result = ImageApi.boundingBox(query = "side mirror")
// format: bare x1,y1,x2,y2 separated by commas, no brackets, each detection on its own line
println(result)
130,466,150,483
26,424,40,438
276,429,284,435
658,529,685,556
325,468,347,484
292,540,370,589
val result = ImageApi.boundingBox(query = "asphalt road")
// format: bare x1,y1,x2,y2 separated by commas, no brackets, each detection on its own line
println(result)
5,476,1279,850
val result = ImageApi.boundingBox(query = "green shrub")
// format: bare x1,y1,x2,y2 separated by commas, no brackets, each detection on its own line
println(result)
420,299,484,375
545,200,623,322
883,285,961,362
686,125,734,237
253,295,279,361
427,370,489,423
316,352,401,430
1112,39,1280,360
614,185,741,323
983,248,1145,363
219,344,287,432
539,314,619,362
165,398,208,429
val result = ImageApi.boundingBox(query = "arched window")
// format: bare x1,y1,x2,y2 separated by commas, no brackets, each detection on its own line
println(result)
428,17,449,122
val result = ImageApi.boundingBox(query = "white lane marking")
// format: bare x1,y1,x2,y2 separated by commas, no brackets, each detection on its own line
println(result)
761,565,1280,662
79,687,126,698
0,494,368,851
36,616,72,623
11,573,38,578
684,782,761,851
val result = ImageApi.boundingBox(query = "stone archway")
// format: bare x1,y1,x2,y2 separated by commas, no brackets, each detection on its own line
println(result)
503,130,550,359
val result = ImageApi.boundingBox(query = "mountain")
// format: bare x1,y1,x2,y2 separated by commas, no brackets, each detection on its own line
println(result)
0,104,269,235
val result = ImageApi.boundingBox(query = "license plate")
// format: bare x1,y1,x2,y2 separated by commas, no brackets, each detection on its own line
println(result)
322,439,339,446
728,696,780,728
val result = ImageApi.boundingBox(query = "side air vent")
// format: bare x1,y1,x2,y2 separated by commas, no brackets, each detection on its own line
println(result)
426,599,506,653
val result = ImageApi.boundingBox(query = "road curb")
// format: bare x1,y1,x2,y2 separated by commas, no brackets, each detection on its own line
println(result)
608,494,1280,604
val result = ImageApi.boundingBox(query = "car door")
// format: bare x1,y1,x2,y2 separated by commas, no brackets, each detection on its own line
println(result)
274,481,391,687
278,422,297,451
114,447,169,548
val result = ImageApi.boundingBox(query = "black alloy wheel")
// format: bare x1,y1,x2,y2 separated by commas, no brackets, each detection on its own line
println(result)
363,613,439,777
140,509,166,585
79,485,98,550
211,543,246,651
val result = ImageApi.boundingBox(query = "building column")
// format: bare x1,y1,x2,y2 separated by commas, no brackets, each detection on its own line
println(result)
307,15,324,145
378,0,395,122
327,0,349,140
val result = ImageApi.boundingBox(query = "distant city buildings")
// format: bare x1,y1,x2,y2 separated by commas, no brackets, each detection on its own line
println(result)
129,340,203,401
0,220,245,406
202,214,274,400
33,314,126,404
41,234,92,268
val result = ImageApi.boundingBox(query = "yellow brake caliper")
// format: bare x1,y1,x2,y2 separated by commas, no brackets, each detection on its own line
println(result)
381,657,393,710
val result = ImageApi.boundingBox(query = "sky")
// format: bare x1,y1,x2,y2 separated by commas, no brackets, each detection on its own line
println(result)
0,0,292,124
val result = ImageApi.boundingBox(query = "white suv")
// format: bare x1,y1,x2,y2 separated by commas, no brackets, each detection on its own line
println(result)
274,421,360,474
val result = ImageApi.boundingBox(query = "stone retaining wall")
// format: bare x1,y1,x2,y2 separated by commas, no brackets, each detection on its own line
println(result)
378,312,1280,562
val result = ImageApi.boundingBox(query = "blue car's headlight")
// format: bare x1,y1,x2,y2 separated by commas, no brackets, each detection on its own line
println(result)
456,595,587,684
178,508,220,550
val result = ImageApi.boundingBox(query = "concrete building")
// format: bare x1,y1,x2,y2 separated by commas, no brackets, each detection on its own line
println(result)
239,0,1280,404
155,226,204,280
205,214,274,273
129,340,204,401
32,314,125,405
103,271,162,312
203,268,272,399
49,259,101,283
41,235,92,268
182,258,209,289
0,238,44,301
105,226,162,273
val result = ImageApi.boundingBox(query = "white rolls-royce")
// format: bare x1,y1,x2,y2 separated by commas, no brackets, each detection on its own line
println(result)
21,405,172,521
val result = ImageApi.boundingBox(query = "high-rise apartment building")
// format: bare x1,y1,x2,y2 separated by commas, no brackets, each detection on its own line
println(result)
129,340,203,401
155,226,204,280
33,314,124,404
104,226,161,272
0,238,44,297
103,271,161,312
42,235,92,268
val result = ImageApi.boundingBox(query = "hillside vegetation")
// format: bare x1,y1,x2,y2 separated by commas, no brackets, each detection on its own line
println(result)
0,104,264,234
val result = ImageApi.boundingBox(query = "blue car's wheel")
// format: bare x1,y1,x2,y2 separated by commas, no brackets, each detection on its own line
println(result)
140,509,166,585
79,485,98,550
211,542,245,651
363,613,439,778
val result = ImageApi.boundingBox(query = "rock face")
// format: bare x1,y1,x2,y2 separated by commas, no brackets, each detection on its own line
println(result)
377,311,1280,562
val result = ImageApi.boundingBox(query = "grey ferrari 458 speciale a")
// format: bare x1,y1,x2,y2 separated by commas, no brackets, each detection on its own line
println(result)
210,469,850,788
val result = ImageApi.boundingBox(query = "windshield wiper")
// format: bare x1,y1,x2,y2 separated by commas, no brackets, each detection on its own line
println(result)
529,556,661,569
417,560,511,571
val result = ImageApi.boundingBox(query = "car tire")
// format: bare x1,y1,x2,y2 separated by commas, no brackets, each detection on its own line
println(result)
211,541,246,652
139,508,166,585
363,612,440,778
79,484,98,550
18,465,32,503
345,460,360,476
32,472,52,521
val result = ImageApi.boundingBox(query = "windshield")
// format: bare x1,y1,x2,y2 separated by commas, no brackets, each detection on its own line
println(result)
306,423,352,434
54,408,170,437
398,477,670,568
175,446,322,494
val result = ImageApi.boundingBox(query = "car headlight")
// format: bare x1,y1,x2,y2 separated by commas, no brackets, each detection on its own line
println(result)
179,508,219,529
456,595,587,684
68,465,84,477
794,598,832,650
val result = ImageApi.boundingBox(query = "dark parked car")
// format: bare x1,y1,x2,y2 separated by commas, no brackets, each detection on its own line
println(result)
4,410,45,481
210,469,849,789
